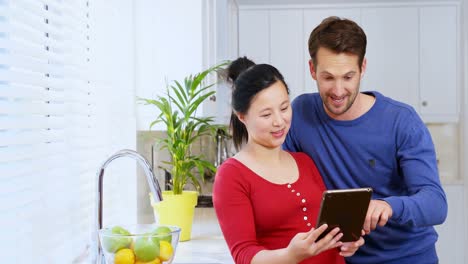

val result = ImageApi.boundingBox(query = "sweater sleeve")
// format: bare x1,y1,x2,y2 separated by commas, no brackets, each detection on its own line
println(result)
382,113,447,227
212,162,266,264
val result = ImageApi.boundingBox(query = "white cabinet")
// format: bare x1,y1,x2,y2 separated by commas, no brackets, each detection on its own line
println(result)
361,7,420,110
270,9,303,99
239,10,270,64
362,5,459,122
239,9,304,99
420,6,458,121
238,3,460,122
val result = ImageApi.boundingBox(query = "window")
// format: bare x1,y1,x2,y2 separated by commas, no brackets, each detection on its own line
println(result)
0,0,137,262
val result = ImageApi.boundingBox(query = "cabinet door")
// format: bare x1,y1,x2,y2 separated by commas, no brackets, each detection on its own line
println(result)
420,6,457,121
361,7,420,110
270,9,303,100
239,9,269,64
303,9,361,95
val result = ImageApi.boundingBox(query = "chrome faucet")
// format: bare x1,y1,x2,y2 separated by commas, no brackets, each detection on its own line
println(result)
94,149,163,263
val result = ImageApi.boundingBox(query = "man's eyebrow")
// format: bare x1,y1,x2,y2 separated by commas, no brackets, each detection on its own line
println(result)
319,70,357,76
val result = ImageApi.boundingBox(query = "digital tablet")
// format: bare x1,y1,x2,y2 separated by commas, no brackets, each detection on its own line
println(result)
316,187,373,242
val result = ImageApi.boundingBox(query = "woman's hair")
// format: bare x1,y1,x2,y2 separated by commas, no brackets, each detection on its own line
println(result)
308,16,367,68
226,57,289,150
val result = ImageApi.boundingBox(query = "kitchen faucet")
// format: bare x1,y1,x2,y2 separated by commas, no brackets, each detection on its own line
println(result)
93,149,163,263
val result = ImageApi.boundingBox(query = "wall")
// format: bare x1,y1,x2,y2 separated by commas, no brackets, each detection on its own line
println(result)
134,0,204,131
89,0,138,226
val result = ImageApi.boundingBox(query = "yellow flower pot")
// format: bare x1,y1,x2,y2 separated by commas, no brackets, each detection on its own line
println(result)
150,191,198,241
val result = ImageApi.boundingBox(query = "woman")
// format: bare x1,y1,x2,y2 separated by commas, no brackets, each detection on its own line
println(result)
213,57,364,264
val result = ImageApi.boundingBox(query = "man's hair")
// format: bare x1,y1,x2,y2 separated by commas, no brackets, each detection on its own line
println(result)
308,16,367,68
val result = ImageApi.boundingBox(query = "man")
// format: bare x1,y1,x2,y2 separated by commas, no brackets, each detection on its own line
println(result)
283,16,447,264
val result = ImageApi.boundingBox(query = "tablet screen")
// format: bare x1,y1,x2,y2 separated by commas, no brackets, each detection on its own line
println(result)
315,187,372,242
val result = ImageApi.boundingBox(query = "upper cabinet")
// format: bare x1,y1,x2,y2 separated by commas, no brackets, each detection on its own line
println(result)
270,9,304,100
419,6,458,121
238,3,461,123
239,9,304,99
239,10,270,64
361,5,459,122
361,7,420,112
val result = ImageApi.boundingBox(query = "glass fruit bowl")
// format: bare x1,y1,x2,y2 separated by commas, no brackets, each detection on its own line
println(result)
99,224,181,264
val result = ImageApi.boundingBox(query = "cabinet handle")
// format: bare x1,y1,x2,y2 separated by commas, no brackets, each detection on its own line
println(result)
422,101,428,107
209,95,217,102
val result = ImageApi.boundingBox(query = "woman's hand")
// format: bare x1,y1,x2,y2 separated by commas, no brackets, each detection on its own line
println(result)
286,224,343,263
339,230,365,257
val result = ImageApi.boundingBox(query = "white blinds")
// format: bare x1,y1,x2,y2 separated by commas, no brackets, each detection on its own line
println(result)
0,0,137,263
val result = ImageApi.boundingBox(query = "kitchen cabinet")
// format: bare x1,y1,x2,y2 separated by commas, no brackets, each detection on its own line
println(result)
239,9,304,99
419,6,458,121
239,9,270,65
238,3,460,122
270,9,303,99
361,7,420,111
362,5,459,122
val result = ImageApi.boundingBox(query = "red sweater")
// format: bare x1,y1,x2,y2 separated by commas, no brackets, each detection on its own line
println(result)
213,152,344,264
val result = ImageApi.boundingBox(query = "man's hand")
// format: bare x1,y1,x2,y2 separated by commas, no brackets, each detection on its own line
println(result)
363,200,393,234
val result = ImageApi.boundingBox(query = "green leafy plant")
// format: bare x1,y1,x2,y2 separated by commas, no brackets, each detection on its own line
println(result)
140,63,227,195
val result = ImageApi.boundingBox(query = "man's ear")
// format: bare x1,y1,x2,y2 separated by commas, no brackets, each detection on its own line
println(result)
309,59,318,80
360,57,367,79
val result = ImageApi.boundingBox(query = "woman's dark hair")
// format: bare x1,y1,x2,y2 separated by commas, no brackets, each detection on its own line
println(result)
308,16,367,68
226,57,289,150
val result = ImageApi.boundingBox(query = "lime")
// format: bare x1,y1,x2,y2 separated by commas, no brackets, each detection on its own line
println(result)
102,226,132,253
114,248,135,264
152,226,172,243
134,236,159,262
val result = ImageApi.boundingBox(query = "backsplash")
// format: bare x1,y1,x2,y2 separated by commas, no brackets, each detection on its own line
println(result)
426,123,460,184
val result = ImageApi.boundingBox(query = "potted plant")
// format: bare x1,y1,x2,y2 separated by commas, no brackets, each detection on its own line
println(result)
140,63,226,241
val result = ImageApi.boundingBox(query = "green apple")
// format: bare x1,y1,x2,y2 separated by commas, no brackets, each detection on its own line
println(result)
152,226,172,243
134,236,159,262
102,226,132,253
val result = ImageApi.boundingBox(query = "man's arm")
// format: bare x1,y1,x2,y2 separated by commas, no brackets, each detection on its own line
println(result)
366,113,447,230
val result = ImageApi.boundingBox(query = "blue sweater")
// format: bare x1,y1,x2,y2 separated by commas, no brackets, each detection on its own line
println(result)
283,91,447,264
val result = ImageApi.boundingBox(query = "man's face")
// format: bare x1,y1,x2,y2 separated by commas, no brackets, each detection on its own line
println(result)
309,47,366,120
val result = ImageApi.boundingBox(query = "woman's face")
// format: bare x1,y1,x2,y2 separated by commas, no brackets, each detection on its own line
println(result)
237,81,292,149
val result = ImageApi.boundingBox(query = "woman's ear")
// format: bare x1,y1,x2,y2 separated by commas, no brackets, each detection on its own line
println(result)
236,112,246,124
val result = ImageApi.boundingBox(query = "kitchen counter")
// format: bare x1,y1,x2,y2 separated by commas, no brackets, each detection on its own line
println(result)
172,208,234,264
74,208,233,264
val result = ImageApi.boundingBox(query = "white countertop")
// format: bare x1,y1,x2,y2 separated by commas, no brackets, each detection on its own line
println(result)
172,208,234,264
75,208,233,264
